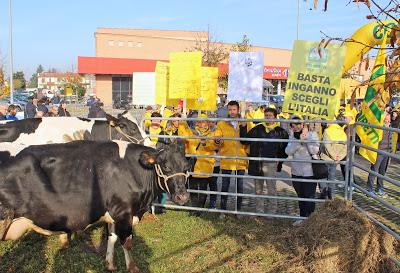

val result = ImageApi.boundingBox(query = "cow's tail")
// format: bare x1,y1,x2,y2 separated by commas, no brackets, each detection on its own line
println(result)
0,206,14,240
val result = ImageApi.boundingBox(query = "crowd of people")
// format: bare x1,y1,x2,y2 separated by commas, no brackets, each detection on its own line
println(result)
144,99,400,224
0,93,107,120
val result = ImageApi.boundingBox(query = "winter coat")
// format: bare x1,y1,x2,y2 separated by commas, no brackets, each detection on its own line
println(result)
240,124,289,176
285,131,319,177
178,122,218,178
214,121,248,171
320,124,347,161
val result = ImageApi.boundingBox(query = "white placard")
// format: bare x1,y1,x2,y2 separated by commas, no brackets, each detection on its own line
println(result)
227,52,264,102
132,72,156,105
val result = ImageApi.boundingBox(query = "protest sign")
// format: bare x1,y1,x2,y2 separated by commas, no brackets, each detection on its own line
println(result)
132,72,155,105
282,40,345,120
169,51,202,99
227,51,264,102
154,61,178,106
187,67,218,111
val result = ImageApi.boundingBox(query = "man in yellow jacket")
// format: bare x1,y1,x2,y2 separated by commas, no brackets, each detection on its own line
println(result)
179,113,219,216
214,101,248,215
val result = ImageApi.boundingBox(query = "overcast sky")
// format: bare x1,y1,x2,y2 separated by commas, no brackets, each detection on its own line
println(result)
0,0,374,78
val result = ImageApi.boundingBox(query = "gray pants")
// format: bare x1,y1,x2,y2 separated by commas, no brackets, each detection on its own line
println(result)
255,162,277,213
367,154,389,192
319,163,337,198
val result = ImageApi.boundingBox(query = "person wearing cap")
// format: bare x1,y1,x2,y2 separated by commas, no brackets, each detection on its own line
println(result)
58,101,71,117
143,106,154,133
179,113,219,216
285,115,319,225
88,101,106,118
240,107,289,214
214,100,248,217
24,96,37,118
319,114,348,199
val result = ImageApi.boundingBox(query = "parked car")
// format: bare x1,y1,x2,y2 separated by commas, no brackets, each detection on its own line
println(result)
269,95,284,110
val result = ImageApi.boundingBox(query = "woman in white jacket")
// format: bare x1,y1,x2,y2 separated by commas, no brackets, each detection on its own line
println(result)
285,116,320,224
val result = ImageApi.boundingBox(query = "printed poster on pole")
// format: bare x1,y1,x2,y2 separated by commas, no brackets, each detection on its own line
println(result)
282,40,345,120
227,51,264,102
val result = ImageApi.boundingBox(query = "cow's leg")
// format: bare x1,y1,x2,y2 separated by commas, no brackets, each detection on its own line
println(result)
105,223,118,271
59,233,69,249
0,208,14,240
116,216,140,273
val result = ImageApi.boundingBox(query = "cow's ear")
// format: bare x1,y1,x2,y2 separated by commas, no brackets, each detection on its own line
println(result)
117,110,128,119
106,114,118,127
139,151,157,168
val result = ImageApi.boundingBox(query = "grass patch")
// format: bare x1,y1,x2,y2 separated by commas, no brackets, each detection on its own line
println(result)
0,211,290,273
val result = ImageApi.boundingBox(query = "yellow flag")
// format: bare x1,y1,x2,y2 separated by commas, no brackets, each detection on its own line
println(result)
155,61,178,106
356,36,388,163
187,67,218,111
169,52,202,99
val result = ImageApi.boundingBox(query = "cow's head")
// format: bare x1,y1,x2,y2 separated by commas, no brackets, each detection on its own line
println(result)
140,143,190,205
106,111,149,145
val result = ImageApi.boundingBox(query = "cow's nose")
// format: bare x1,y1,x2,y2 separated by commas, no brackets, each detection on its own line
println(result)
176,192,190,205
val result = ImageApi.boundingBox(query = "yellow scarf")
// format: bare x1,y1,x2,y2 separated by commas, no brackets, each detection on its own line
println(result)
194,125,209,136
262,122,279,133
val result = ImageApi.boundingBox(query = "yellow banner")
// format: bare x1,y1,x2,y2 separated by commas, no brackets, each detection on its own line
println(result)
282,40,345,120
187,67,218,111
355,35,388,164
169,51,202,99
155,61,178,106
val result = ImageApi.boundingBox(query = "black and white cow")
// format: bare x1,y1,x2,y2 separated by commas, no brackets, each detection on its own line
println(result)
0,141,190,273
0,111,151,160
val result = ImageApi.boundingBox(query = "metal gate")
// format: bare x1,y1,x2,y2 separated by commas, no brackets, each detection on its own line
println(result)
144,116,400,267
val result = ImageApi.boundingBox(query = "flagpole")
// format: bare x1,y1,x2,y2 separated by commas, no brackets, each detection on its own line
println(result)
296,0,300,40
9,0,14,104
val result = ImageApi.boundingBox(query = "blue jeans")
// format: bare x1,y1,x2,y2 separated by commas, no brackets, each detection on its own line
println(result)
220,169,245,210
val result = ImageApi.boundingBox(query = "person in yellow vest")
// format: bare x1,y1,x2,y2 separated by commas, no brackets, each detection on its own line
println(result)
145,112,168,213
161,106,174,129
214,101,248,217
319,114,348,199
178,113,218,216
143,106,154,133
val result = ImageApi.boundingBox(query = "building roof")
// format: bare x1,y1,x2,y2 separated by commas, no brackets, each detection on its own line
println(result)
38,72,78,78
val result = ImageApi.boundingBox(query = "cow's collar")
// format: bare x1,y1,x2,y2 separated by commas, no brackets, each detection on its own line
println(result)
154,164,189,194
109,125,149,144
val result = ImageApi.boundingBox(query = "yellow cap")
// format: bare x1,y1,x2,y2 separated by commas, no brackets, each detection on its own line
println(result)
198,113,208,119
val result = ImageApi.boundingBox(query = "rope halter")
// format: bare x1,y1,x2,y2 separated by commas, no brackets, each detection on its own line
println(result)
154,164,189,194
109,125,149,144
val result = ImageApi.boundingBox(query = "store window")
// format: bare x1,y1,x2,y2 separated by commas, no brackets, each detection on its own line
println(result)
112,76,132,109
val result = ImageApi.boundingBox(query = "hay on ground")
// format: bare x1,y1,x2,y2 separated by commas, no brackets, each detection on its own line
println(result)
276,199,398,273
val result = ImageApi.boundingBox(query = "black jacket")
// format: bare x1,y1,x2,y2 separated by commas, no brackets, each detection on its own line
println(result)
88,105,106,118
240,124,289,176
58,107,71,117
24,102,37,118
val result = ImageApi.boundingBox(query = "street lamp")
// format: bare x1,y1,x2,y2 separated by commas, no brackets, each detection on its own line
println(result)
9,0,14,104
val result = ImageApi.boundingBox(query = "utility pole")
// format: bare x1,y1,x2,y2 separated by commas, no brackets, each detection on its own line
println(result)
9,0,14,104
296,0,300,40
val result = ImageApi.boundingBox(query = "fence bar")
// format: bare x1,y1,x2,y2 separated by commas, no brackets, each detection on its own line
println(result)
389,256,400,268
353,184,400,215
349,125,357,201
187,153,346,164
190,171,344,184
153,203,306,220
352,142,400,161
344,125,351,200
354,121,400,134
185,188,326,203
353,162,400,187
148,133,346,144
144,117,348,125
353,205,400,241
